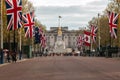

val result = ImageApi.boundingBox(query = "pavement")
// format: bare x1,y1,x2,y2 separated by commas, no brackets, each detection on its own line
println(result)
0,59,27,67
0,56,120,80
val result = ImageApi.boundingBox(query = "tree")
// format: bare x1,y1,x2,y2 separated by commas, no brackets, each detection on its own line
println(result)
88,0,120,49
1,0,46,50
104,0,120,47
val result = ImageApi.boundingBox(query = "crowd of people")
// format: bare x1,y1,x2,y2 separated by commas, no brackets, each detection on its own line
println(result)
0,48,81,64
3,50,17,63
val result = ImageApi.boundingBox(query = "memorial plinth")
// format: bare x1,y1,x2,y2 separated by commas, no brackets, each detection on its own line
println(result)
53,27,66,53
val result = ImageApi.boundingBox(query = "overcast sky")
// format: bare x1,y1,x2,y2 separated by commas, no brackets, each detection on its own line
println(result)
28,0,109,30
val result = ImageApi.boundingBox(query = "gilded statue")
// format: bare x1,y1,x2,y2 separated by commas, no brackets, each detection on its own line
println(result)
58,27,62,36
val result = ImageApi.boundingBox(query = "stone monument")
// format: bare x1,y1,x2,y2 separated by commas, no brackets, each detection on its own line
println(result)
53,27,66,53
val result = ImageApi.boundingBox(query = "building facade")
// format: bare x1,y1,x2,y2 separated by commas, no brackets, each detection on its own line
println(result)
45,27,79,50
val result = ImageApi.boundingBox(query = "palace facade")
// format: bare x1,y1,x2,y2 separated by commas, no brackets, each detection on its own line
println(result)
45,27,79,50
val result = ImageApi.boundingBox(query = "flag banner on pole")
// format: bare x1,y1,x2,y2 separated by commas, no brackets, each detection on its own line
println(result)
76,34,83,47
41,34,46,48
38,26,45,47
22,11,35,38
84,31,91,46
39,27,43,34
5,0,22,30
108,11,119,38
38,27,46,48
34,27,41,44
91,25,98,43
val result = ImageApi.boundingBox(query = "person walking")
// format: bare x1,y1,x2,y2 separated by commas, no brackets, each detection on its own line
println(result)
6,51,10,63
0,48,4,64
11,51,17,63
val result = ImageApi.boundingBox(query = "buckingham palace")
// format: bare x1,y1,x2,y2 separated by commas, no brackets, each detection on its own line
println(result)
45,27,79,51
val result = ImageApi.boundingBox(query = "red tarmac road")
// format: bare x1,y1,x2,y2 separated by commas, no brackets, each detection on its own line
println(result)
0,56,120,80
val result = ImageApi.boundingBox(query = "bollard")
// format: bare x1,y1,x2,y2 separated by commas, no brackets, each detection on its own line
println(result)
19,50,22,60
0,49,4,64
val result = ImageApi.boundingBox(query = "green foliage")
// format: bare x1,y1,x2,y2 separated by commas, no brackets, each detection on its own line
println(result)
88,0,120,49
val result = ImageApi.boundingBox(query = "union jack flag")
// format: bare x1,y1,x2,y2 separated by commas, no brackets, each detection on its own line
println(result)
39,27,43,34
5,0,22,30
22,11,35,38
108,11,119,38
91,25,97,42
76,35,83,47
41,34,46,48
39,27,47,48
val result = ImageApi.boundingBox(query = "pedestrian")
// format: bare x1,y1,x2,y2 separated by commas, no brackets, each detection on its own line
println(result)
6,51,10,63
0,48,4,64
19,50,22,60
11,51,17,63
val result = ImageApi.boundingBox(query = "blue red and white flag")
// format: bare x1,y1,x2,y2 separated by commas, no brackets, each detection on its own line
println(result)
91,25,97,43
34,27,41,44
22,11,35,38
39,27,46,46
108,11,119,38
5,0,22,30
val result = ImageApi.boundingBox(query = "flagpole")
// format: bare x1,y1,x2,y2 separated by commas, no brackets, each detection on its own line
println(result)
58,16,61,27
90,26,92,52
0,0,4,64
13,30,16,52
1,0,3,49
8,31,10,51
19,29,22,60
90,33,93,52
19,29,21,51
91,40,93,52
98,13,101,50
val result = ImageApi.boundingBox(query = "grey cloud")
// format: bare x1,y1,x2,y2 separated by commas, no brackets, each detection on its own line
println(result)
34,0,108,30
35,6,96,16
87,0,108,6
